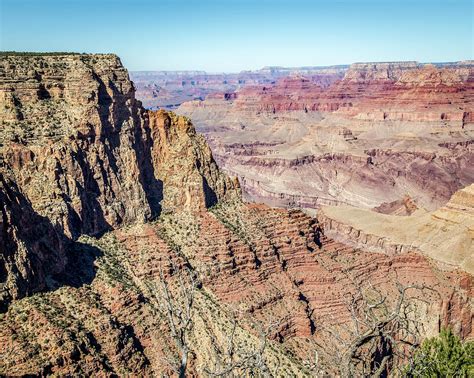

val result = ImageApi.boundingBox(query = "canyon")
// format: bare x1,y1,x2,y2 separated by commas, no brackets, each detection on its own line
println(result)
131,65,346,110
178,61,474,212
0,53,472,376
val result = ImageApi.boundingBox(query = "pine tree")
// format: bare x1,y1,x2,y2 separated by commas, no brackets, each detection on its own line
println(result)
405,328,474,377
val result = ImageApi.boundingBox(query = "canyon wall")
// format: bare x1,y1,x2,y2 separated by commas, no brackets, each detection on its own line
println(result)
0,54,238,305
0,54,471,376
178,61,474,211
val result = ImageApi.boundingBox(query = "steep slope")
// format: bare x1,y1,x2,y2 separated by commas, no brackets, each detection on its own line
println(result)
0,173,66,310
0,54,472,376
0,53,238,306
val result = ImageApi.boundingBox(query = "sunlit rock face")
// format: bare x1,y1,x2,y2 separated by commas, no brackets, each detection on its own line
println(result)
1,54,154,238
0,54,471,376
178,61,474,212
0,54,239,306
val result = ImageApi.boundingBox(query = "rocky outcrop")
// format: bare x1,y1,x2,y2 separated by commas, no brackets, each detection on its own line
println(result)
0,54,471,376
208,143,474,211
0,54,239,306
1,53,155,239
147,110,240,212
343,61,420,82
1,198,471,376
334,62,474,124
373,195,418,215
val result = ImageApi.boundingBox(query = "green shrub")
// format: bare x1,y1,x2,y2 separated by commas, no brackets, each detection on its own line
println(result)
405,328,474,377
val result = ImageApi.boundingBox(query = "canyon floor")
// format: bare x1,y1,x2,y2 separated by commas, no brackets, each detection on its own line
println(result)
0,54,472,376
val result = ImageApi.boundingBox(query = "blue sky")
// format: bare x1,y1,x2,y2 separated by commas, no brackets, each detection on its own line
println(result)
1,0,472,72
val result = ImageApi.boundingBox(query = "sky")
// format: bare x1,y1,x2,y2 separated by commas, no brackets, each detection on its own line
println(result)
1,0,473,72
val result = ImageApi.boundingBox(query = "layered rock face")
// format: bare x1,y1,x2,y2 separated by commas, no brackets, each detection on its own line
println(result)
0,54,237,305
224,61,473,122
334,61,474,123
318,184,474,274
131,66,346,110
182,61,473,122
178,61,474,210
1,54,154,238
0,54,472,376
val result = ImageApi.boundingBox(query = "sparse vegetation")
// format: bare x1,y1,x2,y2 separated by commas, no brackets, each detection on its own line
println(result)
404,328,474,377
144,260,198,378
204,314,275,377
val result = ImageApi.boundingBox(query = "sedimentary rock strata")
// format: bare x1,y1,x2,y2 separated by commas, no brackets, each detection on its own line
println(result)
177,61,474,211
318,184,474,274
0,54,471,376
1,53,154,238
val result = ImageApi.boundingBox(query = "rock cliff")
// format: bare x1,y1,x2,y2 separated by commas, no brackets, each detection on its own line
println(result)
147,110,239,213
0,54,471,376
0,53,238,305
1,53,154,238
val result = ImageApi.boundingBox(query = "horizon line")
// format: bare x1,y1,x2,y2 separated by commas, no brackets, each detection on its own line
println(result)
2,51,472,74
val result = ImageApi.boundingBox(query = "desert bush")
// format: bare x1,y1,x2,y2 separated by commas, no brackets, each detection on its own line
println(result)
404,328,474,377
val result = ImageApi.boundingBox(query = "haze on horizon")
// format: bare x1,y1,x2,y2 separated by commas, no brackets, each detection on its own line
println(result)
1,0,472,72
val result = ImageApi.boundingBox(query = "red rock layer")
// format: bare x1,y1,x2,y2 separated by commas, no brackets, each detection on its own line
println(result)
212,61,474,126
0,55,472,376
200,203,473,341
